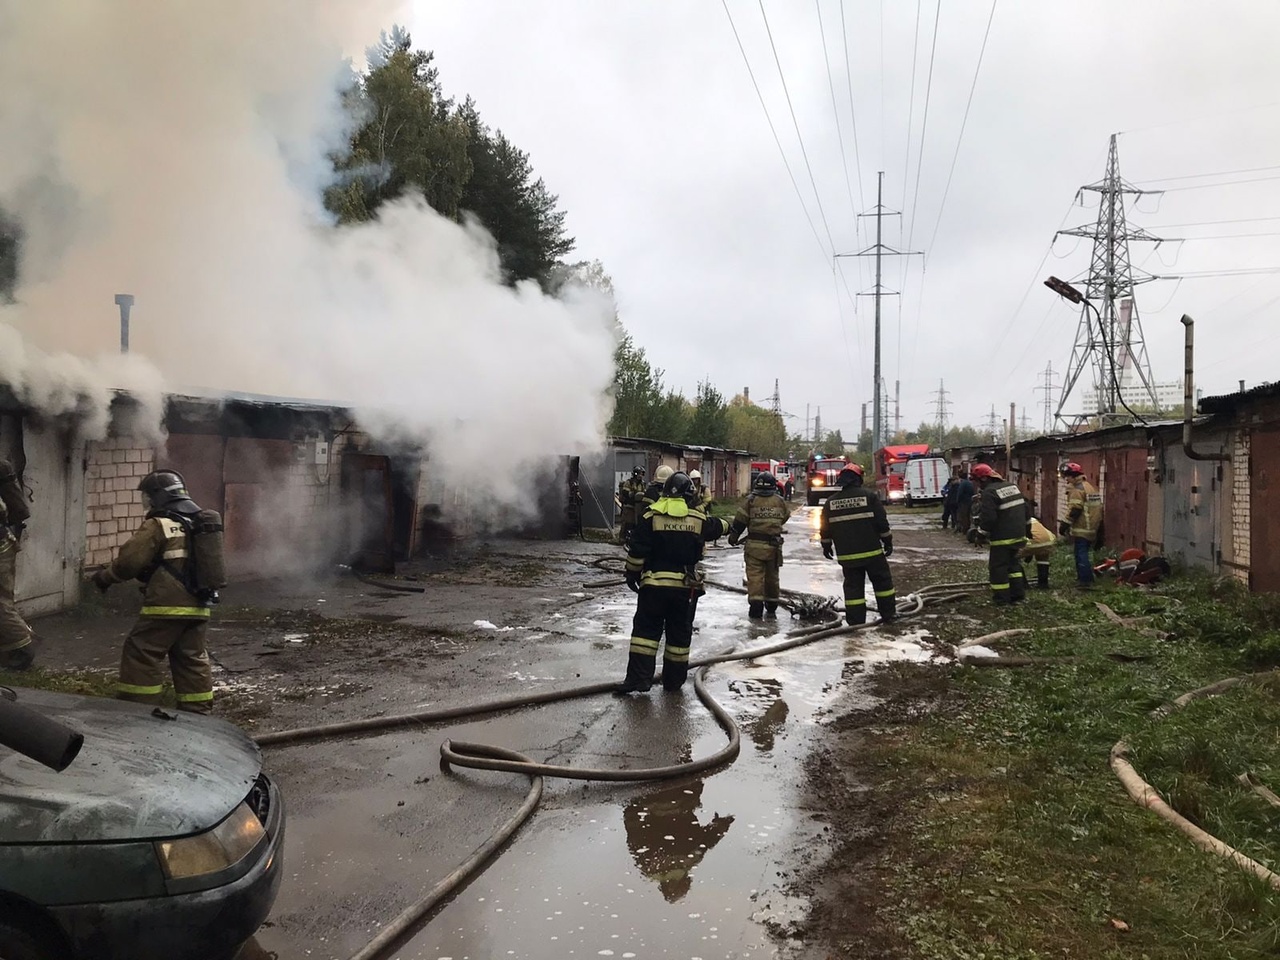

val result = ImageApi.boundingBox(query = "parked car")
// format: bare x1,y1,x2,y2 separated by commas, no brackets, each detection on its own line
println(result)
0,687,284,960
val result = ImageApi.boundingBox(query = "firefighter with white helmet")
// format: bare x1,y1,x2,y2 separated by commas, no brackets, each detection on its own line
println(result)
688,469,713,511
643,464,675,507
727,471,792,619
819,464,895,624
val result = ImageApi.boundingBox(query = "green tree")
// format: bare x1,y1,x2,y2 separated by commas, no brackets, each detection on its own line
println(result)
687,380,729,447
726,394,787,458
458,99,573,286
327,28,471,224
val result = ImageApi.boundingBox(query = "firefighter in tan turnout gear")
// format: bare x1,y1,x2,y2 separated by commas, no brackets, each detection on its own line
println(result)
970,463,1028,605
1059,461,1103,589
819,464,896,624
727,472,792,620
620,472,731,693
0,459,35,671
92,470,227,713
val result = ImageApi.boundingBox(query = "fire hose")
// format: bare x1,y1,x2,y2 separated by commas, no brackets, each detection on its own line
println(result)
254,578,984,960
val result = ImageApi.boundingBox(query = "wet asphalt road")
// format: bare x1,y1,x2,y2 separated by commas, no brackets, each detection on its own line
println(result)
253,505,945,960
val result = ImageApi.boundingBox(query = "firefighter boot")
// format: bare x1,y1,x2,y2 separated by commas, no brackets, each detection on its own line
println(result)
1036,562,1051,589
764,602,779,619
0,644,33,671
615,653,655,695
748,601,764,620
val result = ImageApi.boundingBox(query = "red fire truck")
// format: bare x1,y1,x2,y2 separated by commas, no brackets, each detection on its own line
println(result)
874,444,932,504
805,453,850,507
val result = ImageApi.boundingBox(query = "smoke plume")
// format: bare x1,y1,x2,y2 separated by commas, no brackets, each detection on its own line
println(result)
0,1,616,495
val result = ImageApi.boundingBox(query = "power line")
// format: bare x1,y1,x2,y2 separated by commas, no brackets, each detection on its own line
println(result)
757,0,838,252
815,0,858,226
1150,216,1280,229
1137,164,1280,184
899,0,923,214
904,0,942,248
923,0,998,255
721,0,828,260
837,1,866,213
1159,174,1280,193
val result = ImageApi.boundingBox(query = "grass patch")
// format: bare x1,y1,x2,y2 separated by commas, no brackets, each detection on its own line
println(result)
0,666,119,699
868,554,1280,958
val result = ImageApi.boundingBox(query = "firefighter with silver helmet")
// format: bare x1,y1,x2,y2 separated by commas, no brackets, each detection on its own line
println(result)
620,471,731,693
727,471,792,619
819,464,896,624
970,463,1028,605
91,469,226,713
642,464,674,508
688,469,713,511
0,458,35,671
1059,461,1103,589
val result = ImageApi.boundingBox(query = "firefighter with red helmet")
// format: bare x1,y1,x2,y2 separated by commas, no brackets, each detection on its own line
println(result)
1059,462,1103,589
818,464,896,625
971,463,1028,605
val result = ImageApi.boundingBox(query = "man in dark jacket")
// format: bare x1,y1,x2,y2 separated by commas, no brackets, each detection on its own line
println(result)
940,474,958,529
621,472,731,693
819,465,896,625
953,472,976,536
971,463,1028,605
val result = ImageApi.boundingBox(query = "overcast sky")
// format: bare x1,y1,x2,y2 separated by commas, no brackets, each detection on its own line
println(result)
408,0,1280,440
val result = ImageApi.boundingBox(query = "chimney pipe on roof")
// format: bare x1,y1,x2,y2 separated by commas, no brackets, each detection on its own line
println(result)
114,294,134,354
1180,314,1228,462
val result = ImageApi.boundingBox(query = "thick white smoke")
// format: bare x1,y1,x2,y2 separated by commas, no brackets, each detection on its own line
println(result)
0,1,616,496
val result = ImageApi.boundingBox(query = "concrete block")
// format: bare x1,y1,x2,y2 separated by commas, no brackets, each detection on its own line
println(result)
112,449,127,464
111,503,130,519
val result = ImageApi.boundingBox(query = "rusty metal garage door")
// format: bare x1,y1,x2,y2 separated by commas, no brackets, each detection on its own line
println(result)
1252,426,1280,592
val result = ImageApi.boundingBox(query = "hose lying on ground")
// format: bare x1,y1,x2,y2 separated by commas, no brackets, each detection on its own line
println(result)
338,564,427,594
256,580,964,960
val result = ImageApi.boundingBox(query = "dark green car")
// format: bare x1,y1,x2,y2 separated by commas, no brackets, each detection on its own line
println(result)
0,687,284,960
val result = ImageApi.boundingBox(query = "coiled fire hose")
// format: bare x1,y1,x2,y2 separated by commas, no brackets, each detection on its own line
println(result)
254,577,984,960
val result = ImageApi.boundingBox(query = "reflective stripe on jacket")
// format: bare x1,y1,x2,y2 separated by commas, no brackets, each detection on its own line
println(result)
978,480,1028,547
820,483,890,562
1067,479,1103,541
728,492,792,560
626,497,730,588
105,516,209,618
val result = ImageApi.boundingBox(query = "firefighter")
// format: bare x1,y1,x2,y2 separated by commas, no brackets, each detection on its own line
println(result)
0,459,34,671
727,471,792,620
688,469,714,511
818,464,896,625
621,471,731,693
1019,514,1057,589
1059,462,1104,589
642,464,674,507
953,471,975,536
617,465,646,547
91,470,216,714
971,463,1028,605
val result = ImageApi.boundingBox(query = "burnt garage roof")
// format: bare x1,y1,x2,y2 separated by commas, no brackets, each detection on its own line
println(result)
1198,381,1280,415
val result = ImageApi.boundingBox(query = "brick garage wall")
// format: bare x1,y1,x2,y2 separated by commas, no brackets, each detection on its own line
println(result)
1229,429,1251,584
85,437,158,567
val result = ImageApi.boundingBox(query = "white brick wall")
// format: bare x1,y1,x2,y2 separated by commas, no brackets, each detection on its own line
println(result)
84,437,158,567
1230,430,1251,583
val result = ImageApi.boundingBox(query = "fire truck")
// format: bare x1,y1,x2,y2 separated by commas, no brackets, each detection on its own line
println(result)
874,444,932,504
805,453,850,507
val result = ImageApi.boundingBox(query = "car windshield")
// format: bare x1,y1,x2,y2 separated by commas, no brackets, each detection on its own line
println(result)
813,460,845,471
889,462,907,477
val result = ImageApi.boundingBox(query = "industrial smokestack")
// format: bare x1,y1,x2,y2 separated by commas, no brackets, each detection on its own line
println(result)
743,387,750,404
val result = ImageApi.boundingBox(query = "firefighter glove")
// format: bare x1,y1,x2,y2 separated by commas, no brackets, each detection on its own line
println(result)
881,538,893,558
91,568,113,592
727,531,740,547
625,570,641,593
821,540,834,560
1058,520,1071,537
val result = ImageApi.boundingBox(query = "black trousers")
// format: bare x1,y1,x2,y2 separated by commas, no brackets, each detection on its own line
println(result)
840,555,896,625
989,543,1026,603
626,586,695,690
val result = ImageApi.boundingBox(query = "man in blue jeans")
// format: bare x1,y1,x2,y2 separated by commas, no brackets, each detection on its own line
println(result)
1058,462,1103,589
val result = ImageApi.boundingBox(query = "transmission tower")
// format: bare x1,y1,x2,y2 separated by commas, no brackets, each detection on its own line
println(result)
1035,362,1060,433
769,379,782,417
933,380,952,449
813,407,823,444
835,172,922,453
1018,408,1032,438
984,405,1000,443
1055,134,1168,425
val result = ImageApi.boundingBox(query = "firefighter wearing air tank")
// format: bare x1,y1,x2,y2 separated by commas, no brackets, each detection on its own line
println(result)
971,463,1028,604
620,472,731,693
818,465,896,625
0,458,35,671
1059,462,1103,589
727,472,792,620
91,470,227,714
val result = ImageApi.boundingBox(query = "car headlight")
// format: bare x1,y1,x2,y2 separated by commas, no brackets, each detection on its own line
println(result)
156,803,265,879
889,490,905,500
812,477,823,487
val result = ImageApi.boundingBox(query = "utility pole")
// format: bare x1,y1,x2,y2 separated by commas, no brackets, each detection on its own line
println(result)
836,171,922,454
769,379,782,417
1054,134,1170,425
813,407,823,445
894,379,901,438
806,403,811,444
933,380,952,450
860,403,867,437
1035,362,1059,433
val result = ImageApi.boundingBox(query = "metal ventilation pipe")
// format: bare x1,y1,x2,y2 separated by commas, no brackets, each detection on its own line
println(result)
1180,314,1228,462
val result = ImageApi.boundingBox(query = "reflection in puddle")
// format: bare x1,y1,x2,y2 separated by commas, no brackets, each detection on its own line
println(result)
728,677,790,753
623,778,734,903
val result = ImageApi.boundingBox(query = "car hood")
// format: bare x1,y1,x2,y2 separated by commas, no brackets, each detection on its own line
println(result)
0,688,260,843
